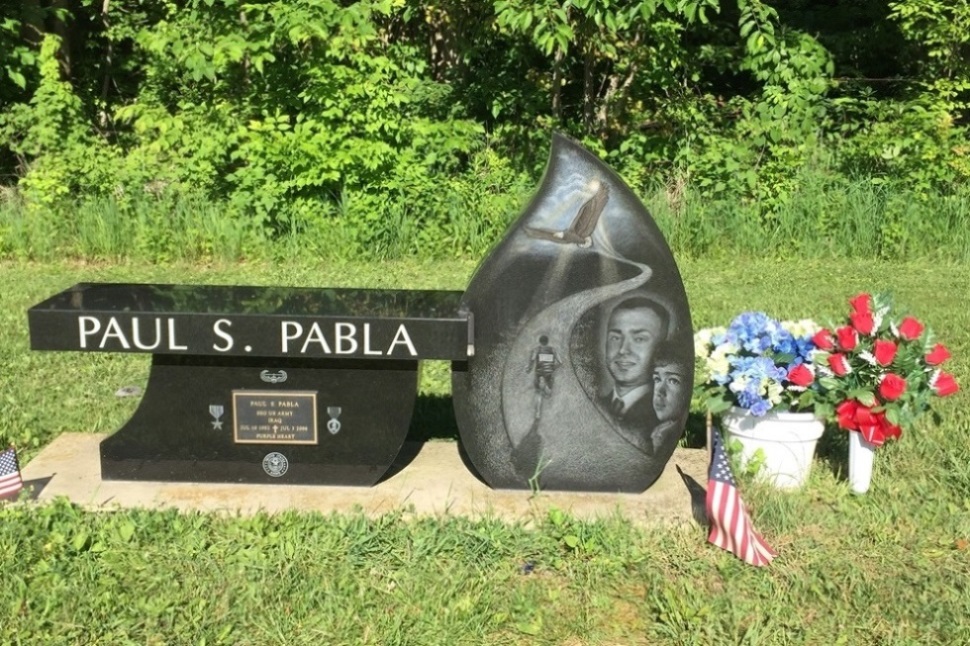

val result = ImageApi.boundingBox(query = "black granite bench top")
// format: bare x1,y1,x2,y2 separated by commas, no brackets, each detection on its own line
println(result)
29,283,472,360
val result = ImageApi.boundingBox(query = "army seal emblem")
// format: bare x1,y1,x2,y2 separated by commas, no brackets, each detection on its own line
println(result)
262,452,289,477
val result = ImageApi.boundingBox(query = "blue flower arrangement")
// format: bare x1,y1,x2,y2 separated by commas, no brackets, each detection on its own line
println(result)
695,312,822,416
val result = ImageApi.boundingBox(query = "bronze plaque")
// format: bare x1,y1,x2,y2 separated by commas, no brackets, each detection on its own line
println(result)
232,391,318,445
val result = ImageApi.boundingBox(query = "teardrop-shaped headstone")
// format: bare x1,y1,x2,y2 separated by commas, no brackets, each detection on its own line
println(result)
452,134,694,492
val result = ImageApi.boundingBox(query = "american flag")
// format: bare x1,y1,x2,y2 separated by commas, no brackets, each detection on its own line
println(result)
706,429,777,566
0,447,24,501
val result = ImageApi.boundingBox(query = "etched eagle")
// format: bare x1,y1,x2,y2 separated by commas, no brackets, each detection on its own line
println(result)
525,180,610,248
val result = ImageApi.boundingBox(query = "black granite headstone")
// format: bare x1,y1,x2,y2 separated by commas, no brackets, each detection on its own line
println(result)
452,134,693,492
29,284,470,486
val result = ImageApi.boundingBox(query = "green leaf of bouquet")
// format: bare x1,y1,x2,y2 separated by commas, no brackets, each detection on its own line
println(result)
706,398,731,414
819,377,840,391
850,390,877,407
885,407,901,425
773,352,796,364
814,402,834,420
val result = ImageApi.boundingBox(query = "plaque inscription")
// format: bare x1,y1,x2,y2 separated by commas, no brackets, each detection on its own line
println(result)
232,391,318,445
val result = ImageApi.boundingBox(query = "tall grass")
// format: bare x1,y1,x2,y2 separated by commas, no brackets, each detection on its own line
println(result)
649,176,970,261
0,191,273,262
3,169,969,263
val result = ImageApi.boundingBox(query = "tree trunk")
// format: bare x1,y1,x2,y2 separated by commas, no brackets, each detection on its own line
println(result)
99,0,113,130
52,0,71,77
552,48,563,120
19,0,44,43
583,47,595,133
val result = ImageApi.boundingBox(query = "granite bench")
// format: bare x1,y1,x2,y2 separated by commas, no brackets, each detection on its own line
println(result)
28,283,473,485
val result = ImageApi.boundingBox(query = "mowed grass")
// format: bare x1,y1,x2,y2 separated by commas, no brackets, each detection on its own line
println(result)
1,257,969,644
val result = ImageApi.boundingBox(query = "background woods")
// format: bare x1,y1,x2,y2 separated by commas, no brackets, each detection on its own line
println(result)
2,0,969,261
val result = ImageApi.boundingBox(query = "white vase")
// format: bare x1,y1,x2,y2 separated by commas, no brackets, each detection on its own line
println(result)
721,407,825,489
848,431,876,495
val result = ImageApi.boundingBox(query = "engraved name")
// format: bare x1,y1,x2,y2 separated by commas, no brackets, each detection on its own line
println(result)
75,315,417,356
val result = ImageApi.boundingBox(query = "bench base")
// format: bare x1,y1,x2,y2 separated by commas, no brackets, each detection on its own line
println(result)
100,354,419,486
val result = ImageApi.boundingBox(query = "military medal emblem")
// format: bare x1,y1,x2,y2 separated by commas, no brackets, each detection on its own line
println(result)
209,404,224,430
260,370,288,384
327,407,342,435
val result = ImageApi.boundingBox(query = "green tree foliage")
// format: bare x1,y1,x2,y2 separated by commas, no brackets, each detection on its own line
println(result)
0,35,101,205
0,0,969,260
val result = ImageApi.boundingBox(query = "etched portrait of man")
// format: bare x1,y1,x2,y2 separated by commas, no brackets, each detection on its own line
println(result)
598,295,670,451
649,345,691,454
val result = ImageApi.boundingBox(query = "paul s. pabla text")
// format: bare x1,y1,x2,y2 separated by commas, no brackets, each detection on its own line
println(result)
75,316,418,356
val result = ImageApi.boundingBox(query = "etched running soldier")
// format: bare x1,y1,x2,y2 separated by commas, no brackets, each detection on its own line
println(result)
528,335,561,393
527,335,561,420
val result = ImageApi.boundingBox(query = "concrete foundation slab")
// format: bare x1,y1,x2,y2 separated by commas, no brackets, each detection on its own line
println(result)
20,433,710,526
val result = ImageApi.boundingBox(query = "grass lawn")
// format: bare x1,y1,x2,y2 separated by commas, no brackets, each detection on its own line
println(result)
1,257,969,644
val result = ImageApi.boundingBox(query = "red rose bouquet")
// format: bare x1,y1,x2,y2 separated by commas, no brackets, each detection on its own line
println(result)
813,293,959,446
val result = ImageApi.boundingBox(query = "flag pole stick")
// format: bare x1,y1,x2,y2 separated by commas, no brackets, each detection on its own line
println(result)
706,411,713,459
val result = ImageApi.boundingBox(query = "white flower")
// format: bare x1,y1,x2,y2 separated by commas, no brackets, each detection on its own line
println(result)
693,327,726,358
766,382,783,404
872,312,884,331
694,338,709,359
782,318,820,338
875,303,891,326
859,351,877,366
707,355,730,381
729,375,748,394
711,342,739,359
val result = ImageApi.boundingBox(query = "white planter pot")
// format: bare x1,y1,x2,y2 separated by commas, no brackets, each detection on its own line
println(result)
848,431,876,495
721,407,825,489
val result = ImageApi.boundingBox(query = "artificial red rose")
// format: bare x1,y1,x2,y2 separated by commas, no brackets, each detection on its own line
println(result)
828,353,852,377
836,399,859,430
878,373,907,401
933,371,959,397
925,343,951,365
836,326,858,351
812,329,835,351
850,310,875,335
787,363,814,387
873,339,898,366
898,316,924,340
849,293,872,315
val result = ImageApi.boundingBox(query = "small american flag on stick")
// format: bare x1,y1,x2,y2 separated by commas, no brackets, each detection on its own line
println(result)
0,446,24,501
706,429,777,566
